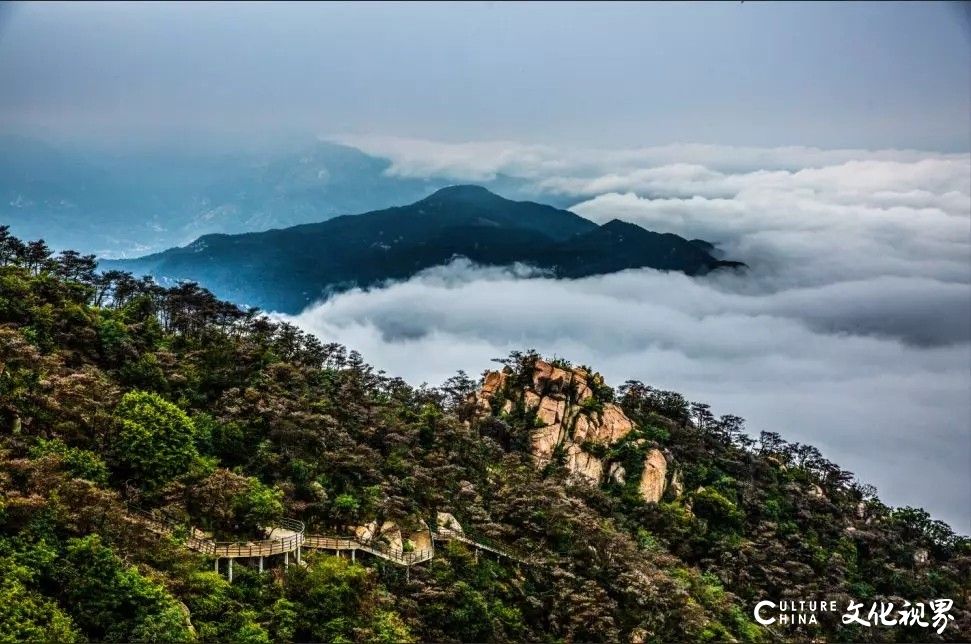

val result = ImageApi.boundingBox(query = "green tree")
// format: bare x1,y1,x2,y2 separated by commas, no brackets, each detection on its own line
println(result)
56,535,193,642
29,438,109,485
110,390,199,490
0,575,80,643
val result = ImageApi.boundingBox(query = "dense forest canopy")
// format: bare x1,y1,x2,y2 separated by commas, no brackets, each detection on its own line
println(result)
0,225,968,643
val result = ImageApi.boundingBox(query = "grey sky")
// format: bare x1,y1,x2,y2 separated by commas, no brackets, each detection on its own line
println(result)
0,1,968,150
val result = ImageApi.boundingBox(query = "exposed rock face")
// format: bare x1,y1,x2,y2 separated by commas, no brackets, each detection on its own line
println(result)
608,462,626,485
410,519,433,552
473,359,667,502
670,468,684,499
354,520,403,551
565,443,604,484
532,424,562,462
436,511,464,535
476,370,509,414
638,449,668,503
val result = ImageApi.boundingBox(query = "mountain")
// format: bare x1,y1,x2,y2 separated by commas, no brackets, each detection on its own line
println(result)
1,240,968,643
0,137,544,258
106,185,743,312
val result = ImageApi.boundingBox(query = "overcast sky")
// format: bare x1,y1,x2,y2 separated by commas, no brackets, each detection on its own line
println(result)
0,1,968,150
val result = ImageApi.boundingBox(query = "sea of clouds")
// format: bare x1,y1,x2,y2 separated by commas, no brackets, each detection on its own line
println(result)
285,138,971,531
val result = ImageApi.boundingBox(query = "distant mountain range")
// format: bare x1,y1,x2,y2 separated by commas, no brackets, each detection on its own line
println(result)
0,136,550,258
105,185,744,313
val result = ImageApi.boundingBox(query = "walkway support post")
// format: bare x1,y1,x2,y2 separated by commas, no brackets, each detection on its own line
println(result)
228,558,233,583
259,556,264,573
214,558,219,573
285,552,289,569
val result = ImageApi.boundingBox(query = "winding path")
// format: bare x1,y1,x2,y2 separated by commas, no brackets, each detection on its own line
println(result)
129,506,531,581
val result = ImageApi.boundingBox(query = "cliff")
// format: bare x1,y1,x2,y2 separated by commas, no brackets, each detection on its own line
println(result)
472,359,672,503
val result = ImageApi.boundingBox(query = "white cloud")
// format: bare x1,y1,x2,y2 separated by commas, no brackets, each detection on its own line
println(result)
289,139,971,531
282,262,971,530
330,134,971,180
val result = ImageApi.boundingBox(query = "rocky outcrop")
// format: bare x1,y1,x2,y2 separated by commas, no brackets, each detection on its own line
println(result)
565,443,604,483
473,360,668,502
608,462,626,485
669,468,684,499
410,520,433,552
436,512,464,535
354,520,402,551
638,449,667,503
476,370,510,414
356,519,433,553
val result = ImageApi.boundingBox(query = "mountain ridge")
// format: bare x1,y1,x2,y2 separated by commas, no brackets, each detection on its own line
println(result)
105,185,744,312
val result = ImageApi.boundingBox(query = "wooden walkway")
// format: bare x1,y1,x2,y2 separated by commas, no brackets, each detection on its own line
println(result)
129,506,533,580
434,528,532,565
303,534,434,566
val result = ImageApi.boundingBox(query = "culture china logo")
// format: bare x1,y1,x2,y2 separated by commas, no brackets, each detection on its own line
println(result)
753,599,955,635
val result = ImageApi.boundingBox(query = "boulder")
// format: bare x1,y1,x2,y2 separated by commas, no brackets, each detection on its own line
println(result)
354,520,378,543
669,468,684,498
473,369,510,413
436,512,464,535
597,404,635,443
608,462,627,485
565,443,603,484
524,389,542,410
573,413,594,442
377,521,403,551
354,520,402,551
481,369,508,396
638,449,667,503
409,519,433,552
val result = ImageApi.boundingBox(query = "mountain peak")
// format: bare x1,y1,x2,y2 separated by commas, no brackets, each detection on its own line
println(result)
600,218,641,233
421,184,505,204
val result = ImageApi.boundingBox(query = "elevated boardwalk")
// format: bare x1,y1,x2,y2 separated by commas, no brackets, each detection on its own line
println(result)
130,507,305,558
433,527,532,565
303,534,434,566
129,506,534,581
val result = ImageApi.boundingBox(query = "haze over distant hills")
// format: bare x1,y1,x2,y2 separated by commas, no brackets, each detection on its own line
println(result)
106,185,743,313
0,136,546,258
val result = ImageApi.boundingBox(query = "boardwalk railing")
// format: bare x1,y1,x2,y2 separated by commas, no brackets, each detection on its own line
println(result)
129,506,304,559
303,533,434,566
435,527,533,564
130,505,528,568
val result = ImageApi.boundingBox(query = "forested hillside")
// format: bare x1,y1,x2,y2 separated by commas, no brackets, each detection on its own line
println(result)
1,226,968,643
